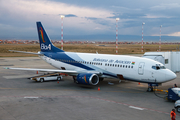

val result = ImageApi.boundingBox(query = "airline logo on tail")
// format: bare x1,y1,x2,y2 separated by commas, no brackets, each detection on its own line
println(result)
84,75,88,83
39,27,45,43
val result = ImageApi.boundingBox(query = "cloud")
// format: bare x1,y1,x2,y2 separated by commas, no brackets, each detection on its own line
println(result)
167,32,180,37
143,14,172,19
150,3,180,11
1,0,180,39
0,0,114,36
64,14,77,17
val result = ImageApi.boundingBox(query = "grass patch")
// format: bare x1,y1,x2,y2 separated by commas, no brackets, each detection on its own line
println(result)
0,44,179,57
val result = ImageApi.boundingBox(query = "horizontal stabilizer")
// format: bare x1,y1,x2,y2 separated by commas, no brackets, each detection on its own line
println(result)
9,50,42,55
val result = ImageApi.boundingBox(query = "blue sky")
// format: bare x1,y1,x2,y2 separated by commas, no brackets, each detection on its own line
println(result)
0,0,180,40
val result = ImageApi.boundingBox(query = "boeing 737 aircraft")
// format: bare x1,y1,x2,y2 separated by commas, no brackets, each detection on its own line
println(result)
5,22,177,91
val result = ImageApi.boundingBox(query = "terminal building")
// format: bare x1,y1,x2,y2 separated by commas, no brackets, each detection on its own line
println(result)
143,52,180,73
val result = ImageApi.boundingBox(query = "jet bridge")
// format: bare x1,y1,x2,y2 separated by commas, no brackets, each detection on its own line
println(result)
143,52,180,73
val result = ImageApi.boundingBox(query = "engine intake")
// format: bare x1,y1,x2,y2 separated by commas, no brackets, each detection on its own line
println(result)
76,73,99,85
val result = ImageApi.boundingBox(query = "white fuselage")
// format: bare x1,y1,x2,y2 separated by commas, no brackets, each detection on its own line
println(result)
40,52,176,84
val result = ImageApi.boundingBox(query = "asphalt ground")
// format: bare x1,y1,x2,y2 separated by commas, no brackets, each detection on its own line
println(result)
0,57,180,120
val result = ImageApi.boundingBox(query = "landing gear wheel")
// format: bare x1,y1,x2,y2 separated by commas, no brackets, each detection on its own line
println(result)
147,86,153,92
40,78,44,83
73,76,77,83
57,77,61,81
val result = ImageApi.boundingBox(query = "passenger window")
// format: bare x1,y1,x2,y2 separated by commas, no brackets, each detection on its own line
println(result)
131,66,133,68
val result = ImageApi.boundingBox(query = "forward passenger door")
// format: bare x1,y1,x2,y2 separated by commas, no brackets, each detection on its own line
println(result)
138,62,145,75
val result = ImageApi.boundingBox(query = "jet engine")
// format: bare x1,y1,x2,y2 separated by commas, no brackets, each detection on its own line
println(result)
76,73,99,85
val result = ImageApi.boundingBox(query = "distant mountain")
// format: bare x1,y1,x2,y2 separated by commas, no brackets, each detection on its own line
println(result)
53,35,180,42
1,34,180,42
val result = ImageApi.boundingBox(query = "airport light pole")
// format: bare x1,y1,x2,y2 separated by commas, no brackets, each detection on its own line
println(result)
116,18,119,54
141,22,145,53
159,25,162,51
61,15,65,50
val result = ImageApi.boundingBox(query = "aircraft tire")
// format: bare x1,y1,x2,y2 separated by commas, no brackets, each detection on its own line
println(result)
147,87,153,92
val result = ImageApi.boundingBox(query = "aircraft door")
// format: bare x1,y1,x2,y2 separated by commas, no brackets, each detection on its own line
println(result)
138,62,145,75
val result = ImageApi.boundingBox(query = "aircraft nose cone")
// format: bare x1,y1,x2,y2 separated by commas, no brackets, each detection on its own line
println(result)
166,70,177,81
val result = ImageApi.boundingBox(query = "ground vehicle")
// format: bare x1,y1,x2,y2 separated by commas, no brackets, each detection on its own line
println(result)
168,88,180,101
31,74,63,82
175,100,180,113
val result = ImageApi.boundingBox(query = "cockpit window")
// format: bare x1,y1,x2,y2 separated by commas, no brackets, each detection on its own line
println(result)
160,66,166,69
152,64,166,70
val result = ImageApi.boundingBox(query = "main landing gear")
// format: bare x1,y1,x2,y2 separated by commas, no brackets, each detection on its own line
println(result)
73,76,78,83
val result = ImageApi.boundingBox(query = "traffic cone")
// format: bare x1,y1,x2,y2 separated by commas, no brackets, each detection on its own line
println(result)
138,82,140,85
36,71,38,74
98,87,100,91
57,81,59,84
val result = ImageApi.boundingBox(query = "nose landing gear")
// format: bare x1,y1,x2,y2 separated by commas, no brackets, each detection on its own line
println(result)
147,86,154,92
147,83,159,92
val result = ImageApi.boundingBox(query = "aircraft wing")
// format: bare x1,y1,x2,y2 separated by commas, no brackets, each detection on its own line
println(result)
4,67,77,74
9,50,42,55
4,67,101,75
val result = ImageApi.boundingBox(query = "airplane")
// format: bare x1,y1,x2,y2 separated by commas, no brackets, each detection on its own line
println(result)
5,22,177,91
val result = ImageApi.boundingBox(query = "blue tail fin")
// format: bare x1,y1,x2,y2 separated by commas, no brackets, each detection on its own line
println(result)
36,22,64,52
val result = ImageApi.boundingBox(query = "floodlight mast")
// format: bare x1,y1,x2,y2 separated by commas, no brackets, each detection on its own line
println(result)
141,22,145,53
61,15,65,50
159,25,162,51
116,18,119,54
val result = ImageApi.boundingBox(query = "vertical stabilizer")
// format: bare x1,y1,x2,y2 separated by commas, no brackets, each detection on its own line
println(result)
36,22,64,52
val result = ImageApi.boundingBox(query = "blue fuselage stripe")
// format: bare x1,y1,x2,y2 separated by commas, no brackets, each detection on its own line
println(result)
44,52,94,70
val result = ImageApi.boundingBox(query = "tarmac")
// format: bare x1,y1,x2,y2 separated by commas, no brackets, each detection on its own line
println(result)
0,57,180,120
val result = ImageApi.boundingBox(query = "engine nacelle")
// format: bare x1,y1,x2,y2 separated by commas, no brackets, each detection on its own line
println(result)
76,73,99,85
